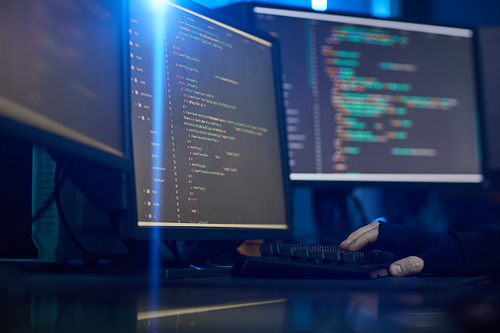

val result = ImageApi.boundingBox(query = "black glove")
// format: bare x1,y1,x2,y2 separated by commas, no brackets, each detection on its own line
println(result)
377,223,464,276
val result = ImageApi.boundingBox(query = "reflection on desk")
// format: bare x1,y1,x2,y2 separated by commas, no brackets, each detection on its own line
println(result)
136,297,287,332
0,264,499,332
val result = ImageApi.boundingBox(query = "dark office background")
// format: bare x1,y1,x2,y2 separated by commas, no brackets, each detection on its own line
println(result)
2,0,500,256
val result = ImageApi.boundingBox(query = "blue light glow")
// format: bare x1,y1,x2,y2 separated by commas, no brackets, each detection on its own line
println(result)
151,3,166,227
147,1,165,325
372,0,391,18
151,0,167,10
148,7,165,260
311,0,327,11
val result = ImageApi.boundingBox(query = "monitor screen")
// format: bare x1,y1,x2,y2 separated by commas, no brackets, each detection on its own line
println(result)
251,5,484,185
0,0,126,169
126,0,290,240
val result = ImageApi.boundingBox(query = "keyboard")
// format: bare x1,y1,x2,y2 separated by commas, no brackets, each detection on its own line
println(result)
231,243,398,279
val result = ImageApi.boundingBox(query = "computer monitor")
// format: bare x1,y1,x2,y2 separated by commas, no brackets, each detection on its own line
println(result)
220,3,486,187
123,0,291,241
1,0,291,254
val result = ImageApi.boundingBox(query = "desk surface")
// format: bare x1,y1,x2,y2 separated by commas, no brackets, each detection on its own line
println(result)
0,263,498,332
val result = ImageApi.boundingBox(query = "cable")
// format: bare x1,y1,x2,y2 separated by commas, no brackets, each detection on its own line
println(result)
31,192,56,225
54,162,128,260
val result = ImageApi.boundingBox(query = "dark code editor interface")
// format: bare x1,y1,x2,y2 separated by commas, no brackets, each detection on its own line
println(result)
255,7,483,183
130,1,287,229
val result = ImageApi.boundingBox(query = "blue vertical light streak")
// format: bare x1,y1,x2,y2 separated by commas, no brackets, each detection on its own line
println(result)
148,0,166,325
151,0,165,229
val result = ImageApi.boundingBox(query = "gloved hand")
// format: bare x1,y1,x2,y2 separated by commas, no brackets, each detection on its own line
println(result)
340,222,464,277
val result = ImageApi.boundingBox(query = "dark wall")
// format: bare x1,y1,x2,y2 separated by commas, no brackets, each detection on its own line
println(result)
403,0,500,26
432,0,500,27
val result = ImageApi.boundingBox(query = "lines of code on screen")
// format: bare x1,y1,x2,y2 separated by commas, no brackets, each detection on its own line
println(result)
129,1,287,227
255,9,482,182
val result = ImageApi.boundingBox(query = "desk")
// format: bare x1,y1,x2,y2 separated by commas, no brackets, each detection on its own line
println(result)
0,263,498,332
